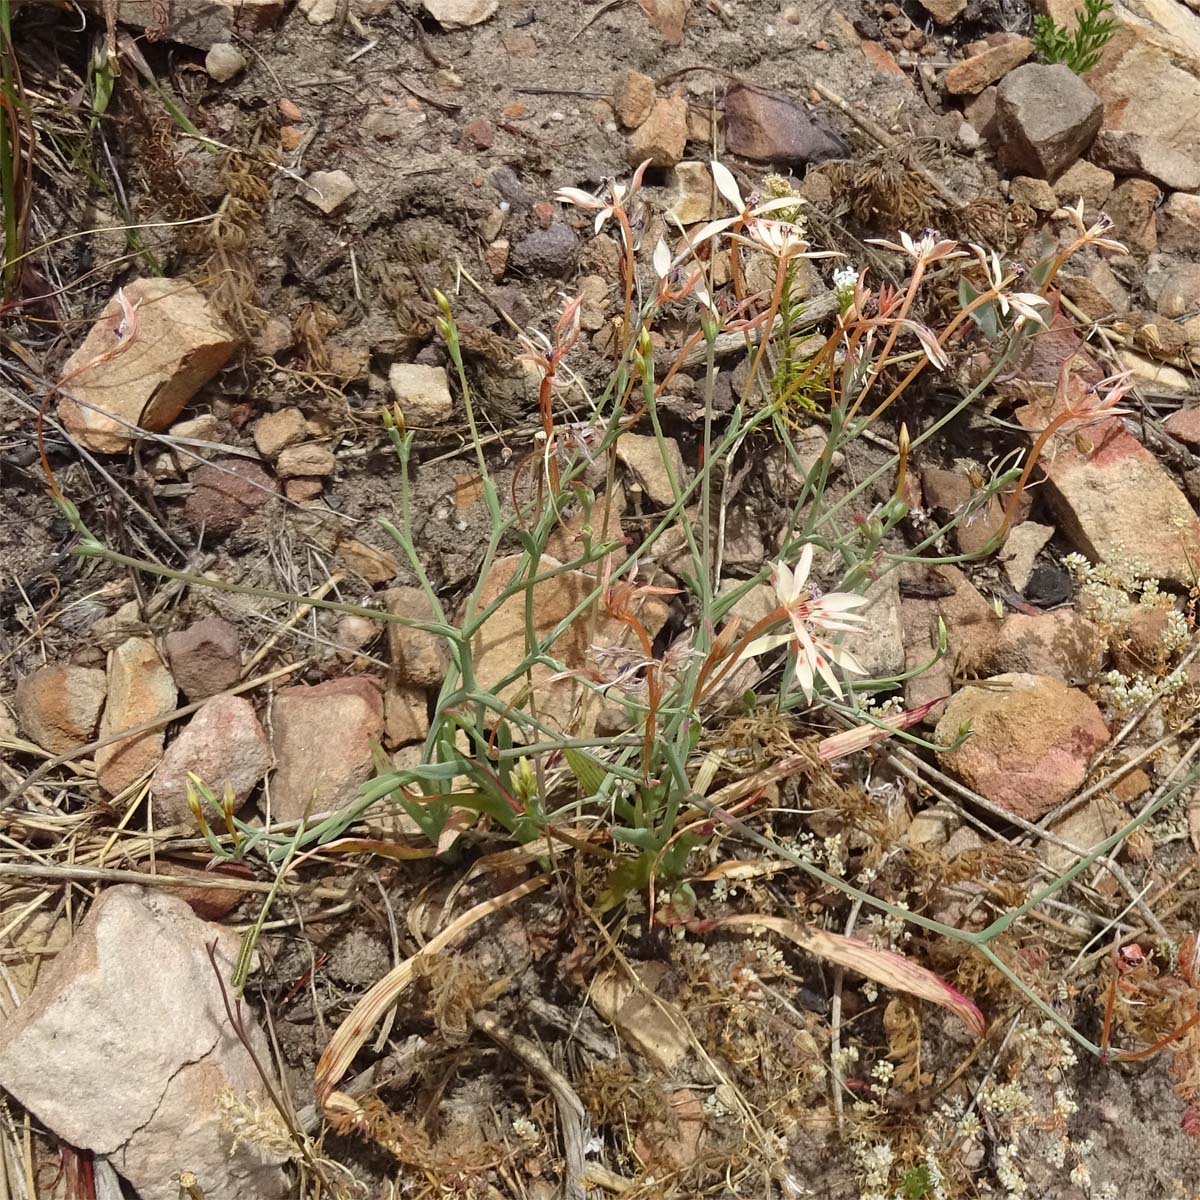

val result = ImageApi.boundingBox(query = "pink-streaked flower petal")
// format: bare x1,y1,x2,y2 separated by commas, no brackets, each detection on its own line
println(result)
793,543,814,593
901,319,949,371
752,195,806,216
741,632,794,658
652,237,671,280
628,158,652,195
815,592,870,612
683,216,738,249
773,558,798,606
710,160,744,211
812,646,845,700
556,187,601,208
826,644,866,676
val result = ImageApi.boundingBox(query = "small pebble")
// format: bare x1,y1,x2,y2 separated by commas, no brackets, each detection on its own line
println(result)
205,43,246,83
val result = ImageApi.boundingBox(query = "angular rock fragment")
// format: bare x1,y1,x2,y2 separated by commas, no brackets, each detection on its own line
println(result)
995,64,1103,179
0,886,289,1200
57,279,238,454
936,673,1109,820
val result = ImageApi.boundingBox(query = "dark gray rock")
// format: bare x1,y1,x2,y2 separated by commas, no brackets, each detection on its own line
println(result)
490,165,533,211
512,222,580,277
724,85,848,165
995,63,1103,180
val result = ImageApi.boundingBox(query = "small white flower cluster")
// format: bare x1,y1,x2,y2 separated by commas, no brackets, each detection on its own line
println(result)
854,1138,894,1200
1099,666,1186,714
834,1044,861,1075
864,693,905,718
870,1059,895,1093
864,910,912,950
1053,1086,1080,1120
511,1116,540,1143
995,1139,1028,1197
980,1078,1034,1120
823,833,845,875
923,1148,949,1200
956,1111,983,1140
1063,550,1150,593
1045,1133,1070,1169
833,265,859,304
749,937,787,974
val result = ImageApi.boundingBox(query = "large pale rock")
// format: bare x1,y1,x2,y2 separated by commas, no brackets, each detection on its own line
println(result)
1090,128,1200,192
666,161,718,224
615,71,656,129
1042,795,1124,873
995,63,1103,179
1053,159,1115,209
591,962,688,1070
999,520,1055,592
1057,254,1130,319
300,170,357,214
336,538,399,585
1157,192,1200,256
275,442,336,478
918,0,965,25
57,279,238,454
638,0,688,43
113,0,284,49
96,639,177,796
1037,420,1200,587
13,665,106,754
1154,263,1200,318
205,42,246,81
851,572,905,680
972,610,1103,685
1088,25,1200,166
269,677,384,821
936,674,1109,820
253,408,308,459
629,95,688,167
0,886,289,1200
1106,177,1161,256
1119,0,1200,59
384,683,431,747
616,431,688,509
389,363,453,426
151,695,271,825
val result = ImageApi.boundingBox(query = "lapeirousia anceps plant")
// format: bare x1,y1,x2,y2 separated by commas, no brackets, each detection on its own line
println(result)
48,159,1179,1057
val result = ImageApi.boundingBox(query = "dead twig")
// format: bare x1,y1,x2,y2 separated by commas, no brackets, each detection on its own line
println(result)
473,1009,590,1200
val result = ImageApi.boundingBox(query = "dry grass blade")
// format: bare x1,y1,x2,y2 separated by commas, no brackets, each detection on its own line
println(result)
315,875,549,1110
713,913,986,1038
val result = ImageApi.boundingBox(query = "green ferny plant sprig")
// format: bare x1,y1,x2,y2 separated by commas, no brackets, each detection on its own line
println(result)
1031,0,1118,73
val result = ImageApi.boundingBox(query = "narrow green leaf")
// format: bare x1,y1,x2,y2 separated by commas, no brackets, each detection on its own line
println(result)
564,747,607,796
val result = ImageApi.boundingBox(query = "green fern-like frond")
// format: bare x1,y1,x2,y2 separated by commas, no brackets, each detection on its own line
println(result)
1031,0,1119,73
